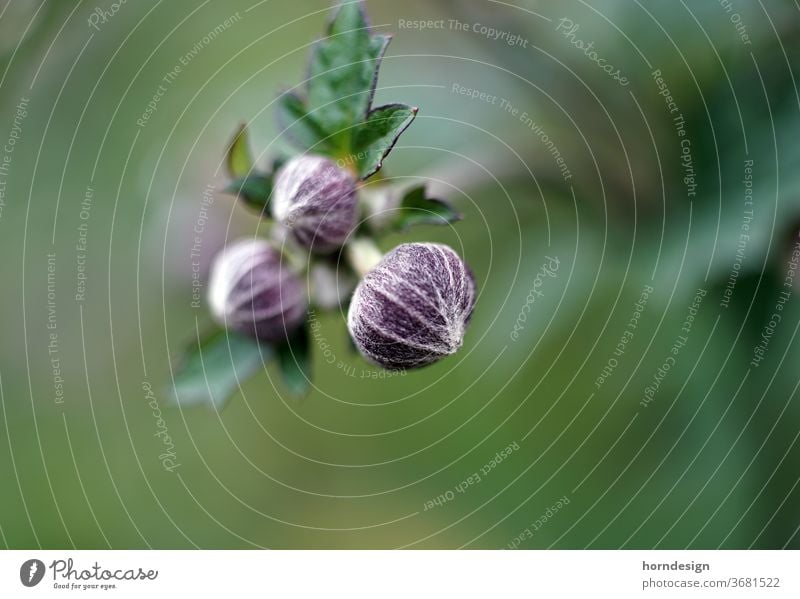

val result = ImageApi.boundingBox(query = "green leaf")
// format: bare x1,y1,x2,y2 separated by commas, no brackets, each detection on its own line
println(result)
277,1,416,170
224,174,274,213
276,91,338,154
169,328,271,409
275,324,312,399
352,104,417,179
306,1,390,141
226,123,253,179
390,185,462,232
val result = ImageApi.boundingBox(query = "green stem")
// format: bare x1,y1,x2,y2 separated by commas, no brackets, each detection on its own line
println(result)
347,237,383,278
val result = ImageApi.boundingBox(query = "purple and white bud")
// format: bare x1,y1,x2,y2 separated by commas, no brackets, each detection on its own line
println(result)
208,238,307,342
347,243,477,370
272,154,358,254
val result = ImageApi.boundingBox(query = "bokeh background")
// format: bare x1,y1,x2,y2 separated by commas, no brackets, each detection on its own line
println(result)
1,0,799,549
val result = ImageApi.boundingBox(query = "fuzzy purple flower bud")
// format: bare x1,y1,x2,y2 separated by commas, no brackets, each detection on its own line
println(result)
272,154,358,253
347,243,477,370
208,238,307,342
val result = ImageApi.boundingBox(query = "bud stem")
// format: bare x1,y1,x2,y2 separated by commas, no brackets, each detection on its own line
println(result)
268,227,310,276
347,237,384,278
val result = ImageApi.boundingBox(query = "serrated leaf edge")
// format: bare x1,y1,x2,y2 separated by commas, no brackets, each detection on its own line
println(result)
359,104,418,180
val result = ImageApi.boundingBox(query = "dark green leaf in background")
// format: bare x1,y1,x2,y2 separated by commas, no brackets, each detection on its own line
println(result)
222,123,282,213
389,184,462,232
275,324,313,399
276,90,338,154
224,173,274,213
169,328,271,409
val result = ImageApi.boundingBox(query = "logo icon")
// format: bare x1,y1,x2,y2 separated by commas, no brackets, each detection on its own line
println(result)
20,559,45,587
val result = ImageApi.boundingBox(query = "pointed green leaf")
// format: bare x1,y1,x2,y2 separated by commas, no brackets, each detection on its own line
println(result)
276,91,338,154
307,1,390,140
275,324,312,399
279,2,399,156
353,104,417,179
169,328,271,409
390,185,462,232
224,174,274,213
226,123,253,179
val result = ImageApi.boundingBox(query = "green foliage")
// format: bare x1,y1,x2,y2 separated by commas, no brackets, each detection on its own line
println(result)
352,104,417,179
388,184,462,232
169,324,312,408
223,124,276,212
169,328,269,409
277,1,416,178
275,325,313,399
224,174,273,212
277,91,338,154
226,123,253,179
175,1,421,409
305,2,389,143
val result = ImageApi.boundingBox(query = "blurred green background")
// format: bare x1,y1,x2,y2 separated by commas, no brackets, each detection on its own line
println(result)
1,0,799,549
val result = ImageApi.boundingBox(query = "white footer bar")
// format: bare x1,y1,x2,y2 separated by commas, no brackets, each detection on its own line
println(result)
0,550,795,597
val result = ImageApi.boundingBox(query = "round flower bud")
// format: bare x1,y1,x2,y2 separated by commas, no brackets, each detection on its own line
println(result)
208,238,307,342
272,154,358,254
347,243,477,370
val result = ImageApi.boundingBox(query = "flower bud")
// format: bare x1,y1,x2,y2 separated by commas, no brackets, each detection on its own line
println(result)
272,154,358,253
208,238,307,342
347,243,477,370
